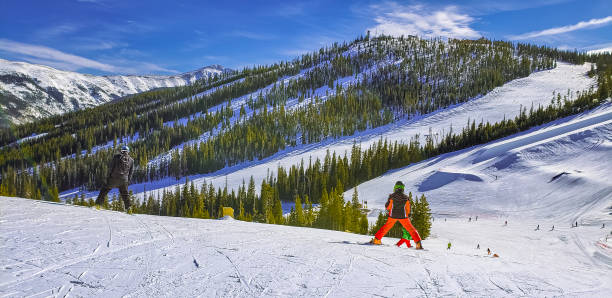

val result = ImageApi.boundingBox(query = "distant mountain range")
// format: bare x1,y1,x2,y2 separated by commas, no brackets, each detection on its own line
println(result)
0,58,231,125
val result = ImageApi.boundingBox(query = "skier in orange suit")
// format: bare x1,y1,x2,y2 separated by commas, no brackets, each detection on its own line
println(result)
370,181,423,249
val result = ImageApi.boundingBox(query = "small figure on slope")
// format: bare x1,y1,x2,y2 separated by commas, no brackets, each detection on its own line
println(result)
535,224,540,231
396,227,412,248
95,145,134,212
370,181,423,250
447,241,452,250
487,248,491,255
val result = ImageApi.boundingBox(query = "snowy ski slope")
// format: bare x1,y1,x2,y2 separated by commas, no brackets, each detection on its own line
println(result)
1,193,610,297
3,60,612,296
348,103,612,221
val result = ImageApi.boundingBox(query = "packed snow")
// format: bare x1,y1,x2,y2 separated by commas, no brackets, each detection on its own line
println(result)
1,191,610,297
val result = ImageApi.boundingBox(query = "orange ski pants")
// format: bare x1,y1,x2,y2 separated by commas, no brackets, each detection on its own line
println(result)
375,217,421,243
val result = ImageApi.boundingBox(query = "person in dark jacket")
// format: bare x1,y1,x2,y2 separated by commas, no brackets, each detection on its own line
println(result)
95,145,134,211
370,181,423,249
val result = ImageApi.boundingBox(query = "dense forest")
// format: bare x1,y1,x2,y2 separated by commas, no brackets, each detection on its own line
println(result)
2,35,602,202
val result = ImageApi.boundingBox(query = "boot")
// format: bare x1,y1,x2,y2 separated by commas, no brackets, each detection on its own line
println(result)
369,238,382,245
415,241,423,250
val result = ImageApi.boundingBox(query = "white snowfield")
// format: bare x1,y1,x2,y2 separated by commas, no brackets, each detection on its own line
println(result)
1,196,610,297
349,103,612,220
0,58,228,124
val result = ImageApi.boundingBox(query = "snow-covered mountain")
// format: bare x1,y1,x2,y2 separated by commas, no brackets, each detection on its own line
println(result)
103,62,596,201
0,58,230,124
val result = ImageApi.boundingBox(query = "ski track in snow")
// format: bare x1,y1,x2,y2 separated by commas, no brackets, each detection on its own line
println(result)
2,196,610,297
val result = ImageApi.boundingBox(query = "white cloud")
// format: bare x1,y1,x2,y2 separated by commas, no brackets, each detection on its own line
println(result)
0,39,179,75
231,31,276,40
367,2,481,39
509,16,612,40
0,39,118,72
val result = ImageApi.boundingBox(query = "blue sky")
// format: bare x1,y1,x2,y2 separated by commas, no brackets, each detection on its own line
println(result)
0,0,610,75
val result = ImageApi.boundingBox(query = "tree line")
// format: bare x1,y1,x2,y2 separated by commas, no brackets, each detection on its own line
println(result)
1,35,589,198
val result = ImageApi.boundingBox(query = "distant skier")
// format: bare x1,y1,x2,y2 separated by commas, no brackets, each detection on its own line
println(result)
396,227,412,248
551,225,555,231
504,220,507,226
535,224,540,231
475,216,478,221
477,244,480,249
487,248,491,255
603,223,606,229
469,217,471,222
370,181,423,249
447,242,451,250
95,145,134,212
575,221,578,227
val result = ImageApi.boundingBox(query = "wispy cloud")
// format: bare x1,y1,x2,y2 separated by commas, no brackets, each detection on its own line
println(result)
75,40,127,51
34,24,79,39
0,39,118,72
509,16,612,40
366,2,481,39
0,39,179,75
231,30,276,40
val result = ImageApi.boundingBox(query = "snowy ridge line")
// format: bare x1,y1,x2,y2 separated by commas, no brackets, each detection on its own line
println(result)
0,58,229,124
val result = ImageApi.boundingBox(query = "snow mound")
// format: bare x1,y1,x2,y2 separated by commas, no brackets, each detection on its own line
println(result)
418,171,483,192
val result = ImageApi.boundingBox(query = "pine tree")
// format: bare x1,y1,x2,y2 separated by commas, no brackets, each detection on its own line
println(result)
412,194,432,239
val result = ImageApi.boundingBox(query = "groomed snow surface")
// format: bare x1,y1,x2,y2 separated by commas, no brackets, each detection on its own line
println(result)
1,196,610,297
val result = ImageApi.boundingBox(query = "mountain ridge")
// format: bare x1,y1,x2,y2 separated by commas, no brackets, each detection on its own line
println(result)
0,58,232,125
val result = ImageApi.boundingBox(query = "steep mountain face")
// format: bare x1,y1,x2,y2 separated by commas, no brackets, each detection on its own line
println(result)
0,59,230,125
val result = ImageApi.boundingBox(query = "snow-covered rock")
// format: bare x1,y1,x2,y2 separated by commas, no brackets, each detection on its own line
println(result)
0,58,230,124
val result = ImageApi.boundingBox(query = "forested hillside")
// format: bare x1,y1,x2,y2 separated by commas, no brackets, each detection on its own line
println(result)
1,35,610,226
